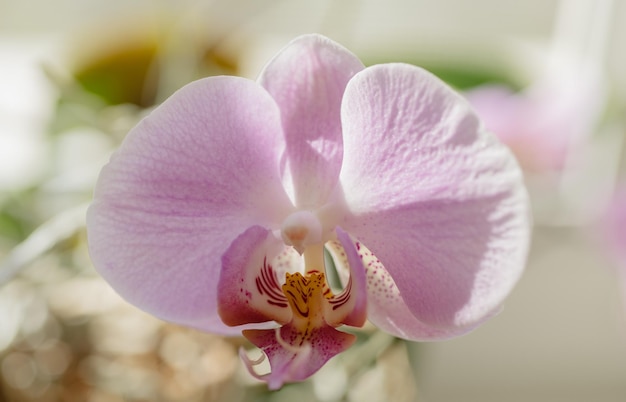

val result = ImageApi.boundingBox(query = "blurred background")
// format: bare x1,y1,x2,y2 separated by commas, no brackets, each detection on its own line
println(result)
1,0,626,401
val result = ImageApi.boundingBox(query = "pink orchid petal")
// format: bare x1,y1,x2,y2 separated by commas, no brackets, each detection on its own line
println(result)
339,64,530,330
242,325,355,390
87,76,293,334
326,236,483,340
363,239,497,339
258,34,364,208
323,227,367,327
218,226,292,327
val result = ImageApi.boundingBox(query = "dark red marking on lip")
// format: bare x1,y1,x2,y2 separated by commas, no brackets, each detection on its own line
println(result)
267,300,288,308
285,290,309,317
255,258,288,308
329,275,353,310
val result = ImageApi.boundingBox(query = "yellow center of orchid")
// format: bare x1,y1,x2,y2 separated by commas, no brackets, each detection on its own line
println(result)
281,271,333,332
278,210,336,334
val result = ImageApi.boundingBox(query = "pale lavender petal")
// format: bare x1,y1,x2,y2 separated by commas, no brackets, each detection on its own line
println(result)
338,64,530,330
218,226,292,327
355,239,496,340
87,76,293,334
326,236,487,340
258,34,364,207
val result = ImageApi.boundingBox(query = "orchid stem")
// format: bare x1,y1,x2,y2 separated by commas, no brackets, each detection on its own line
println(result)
0,202,88,287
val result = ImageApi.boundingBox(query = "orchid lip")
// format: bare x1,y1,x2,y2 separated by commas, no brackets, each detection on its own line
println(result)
240,264,358,389
217,224,368,387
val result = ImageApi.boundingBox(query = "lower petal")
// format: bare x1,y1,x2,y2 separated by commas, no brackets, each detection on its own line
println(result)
349,239,497,340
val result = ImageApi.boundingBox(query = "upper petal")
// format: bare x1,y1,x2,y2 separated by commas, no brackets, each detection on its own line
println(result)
338,64,530,330
87,76,293,333
258,34,364,208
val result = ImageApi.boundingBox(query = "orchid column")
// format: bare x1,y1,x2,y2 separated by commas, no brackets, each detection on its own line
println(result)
86,34,530,389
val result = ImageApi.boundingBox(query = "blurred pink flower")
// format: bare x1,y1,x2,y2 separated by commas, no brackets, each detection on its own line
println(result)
605,185,626,253
602,186,626,265
465,66,604,173
86,34,530,388
599,185,626,314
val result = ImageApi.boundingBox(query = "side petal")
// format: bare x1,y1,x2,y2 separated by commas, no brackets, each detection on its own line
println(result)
87,76,293,334
218,226,292,327
338,64,530,330
258,34,364,207
242,325,355,390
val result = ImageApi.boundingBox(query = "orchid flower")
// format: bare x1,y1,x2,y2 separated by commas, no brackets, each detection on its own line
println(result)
600,186,626,313
465,0,610,174
464,66,604,173
603,187,626,260
86,34,530,389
